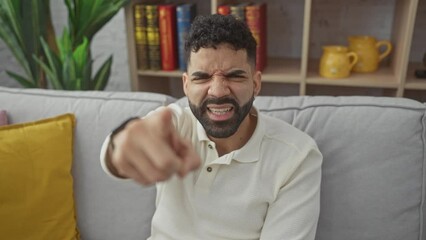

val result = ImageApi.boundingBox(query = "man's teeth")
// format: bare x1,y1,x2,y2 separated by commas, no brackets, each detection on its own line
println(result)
209,107,231,114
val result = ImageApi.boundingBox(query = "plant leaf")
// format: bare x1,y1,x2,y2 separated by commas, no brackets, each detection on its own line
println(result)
33,56,63,89
58,28,72,62
64,0,76,42
1,0,24,47
0,4,33,80
0,0,54,88
62,54,77,90
93,55,113,90
72,37,89,76
74,0,129,44
6,71,36,88
82,58,93,90
22,0,46,86
44,0,58,54
39,37,62,85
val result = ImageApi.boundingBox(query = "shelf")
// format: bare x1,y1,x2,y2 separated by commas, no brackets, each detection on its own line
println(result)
306,76,399,89
306,60,399,88
137,57,303,84
405,80,426,90
259,58,302,83
405,62,426,90
137,69,182,78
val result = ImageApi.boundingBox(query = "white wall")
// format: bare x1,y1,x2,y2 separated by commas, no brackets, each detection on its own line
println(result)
0,1,130,91
0,0,424,92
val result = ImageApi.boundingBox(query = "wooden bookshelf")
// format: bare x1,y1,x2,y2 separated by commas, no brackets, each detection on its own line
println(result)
124,0,426,101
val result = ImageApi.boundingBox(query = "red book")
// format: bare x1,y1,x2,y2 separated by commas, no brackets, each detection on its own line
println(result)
158,4,178,71
245,3,267,72
217,5,230,15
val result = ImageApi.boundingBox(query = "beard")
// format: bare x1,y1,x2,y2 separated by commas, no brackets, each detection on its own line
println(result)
189,95,255,138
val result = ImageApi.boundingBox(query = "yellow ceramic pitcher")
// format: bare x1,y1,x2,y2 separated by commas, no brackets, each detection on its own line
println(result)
319,46,358,79
348,35,392,73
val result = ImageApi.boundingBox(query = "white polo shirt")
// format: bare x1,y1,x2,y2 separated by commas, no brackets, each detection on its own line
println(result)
101,104,322,240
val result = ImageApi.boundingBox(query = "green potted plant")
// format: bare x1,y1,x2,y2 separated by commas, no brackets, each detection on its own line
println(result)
0,0,129,90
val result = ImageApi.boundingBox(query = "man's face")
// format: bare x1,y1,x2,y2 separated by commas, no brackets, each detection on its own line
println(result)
182,43,261,138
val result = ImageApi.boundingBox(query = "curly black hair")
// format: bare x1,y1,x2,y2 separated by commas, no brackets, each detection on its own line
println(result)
184,14,257,68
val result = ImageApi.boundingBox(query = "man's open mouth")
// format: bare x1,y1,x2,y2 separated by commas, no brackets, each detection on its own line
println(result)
206,105,234,121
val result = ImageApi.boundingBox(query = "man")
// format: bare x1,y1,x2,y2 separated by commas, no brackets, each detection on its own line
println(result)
100,14,322,239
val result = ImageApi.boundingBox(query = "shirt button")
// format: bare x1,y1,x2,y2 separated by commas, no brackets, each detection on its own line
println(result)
208,144,213,149
206,167,212,172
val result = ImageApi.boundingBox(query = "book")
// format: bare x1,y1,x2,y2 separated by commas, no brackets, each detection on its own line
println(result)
158,4,178,71
133,4,149,70
217,4,230,15
176,3,196,71
245,3,267,71
230,2,250,21
145,5,161,70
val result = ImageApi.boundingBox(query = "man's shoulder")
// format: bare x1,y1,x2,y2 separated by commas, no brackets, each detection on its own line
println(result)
259,113,319,152
256,113,322,188
165,104,199,138
166,103,195,120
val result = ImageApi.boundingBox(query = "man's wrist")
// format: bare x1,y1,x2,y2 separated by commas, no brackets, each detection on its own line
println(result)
110,116,140,150
105,142,126,178
105,116,140,179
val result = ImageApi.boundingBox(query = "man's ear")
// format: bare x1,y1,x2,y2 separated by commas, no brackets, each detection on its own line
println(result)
253,71,262,96
182,72,189,96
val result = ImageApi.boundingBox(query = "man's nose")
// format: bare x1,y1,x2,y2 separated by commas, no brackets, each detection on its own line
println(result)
208,76,230,98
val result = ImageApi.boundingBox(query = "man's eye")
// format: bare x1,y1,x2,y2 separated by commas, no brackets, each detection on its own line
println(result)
226,75,246,81
192,76,210,82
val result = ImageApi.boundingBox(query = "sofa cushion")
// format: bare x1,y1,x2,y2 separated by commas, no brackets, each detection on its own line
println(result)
254,96,426,240
0,113,79,239
0,86,175,239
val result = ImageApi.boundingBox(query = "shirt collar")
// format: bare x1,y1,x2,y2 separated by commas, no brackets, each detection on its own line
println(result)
232,108,263,163
195,107,264,163
196,120,210,142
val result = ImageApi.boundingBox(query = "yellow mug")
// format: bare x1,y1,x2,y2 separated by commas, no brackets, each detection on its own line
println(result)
319,46,359,79
348,35,392,73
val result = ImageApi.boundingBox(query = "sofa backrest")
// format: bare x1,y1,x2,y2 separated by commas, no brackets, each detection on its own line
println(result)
1,86,425,240
254,96,426,240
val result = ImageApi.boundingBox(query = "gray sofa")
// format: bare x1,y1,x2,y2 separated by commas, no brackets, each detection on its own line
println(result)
0,86,425,240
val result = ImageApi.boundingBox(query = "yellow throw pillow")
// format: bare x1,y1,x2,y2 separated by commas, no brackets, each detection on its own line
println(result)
0,113,80,239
